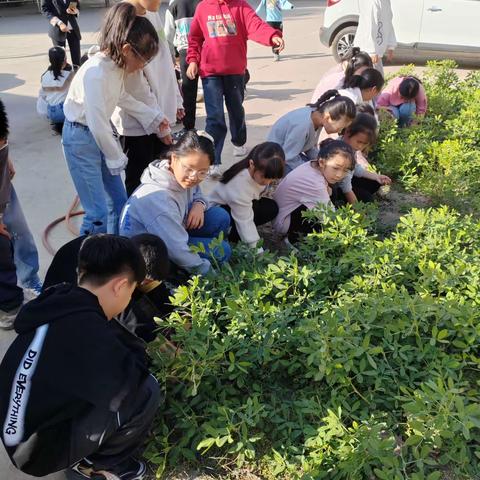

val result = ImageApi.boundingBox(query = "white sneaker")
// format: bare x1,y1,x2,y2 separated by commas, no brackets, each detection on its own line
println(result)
233,144,248,157
0,306,20,330
208,165,223,179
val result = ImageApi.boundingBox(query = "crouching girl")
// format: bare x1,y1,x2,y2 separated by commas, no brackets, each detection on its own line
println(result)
120,130,231,276
209,142,285,252
273,139,355,243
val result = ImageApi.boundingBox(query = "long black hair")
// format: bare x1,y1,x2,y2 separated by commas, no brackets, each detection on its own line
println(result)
47,46,67,80
221,142,285,184
342,47,373,88
307,89,357,122
399,76,421,99
345,67,385,91
317,138,356,171
99,2,159,69
0,99,9,141
165,130,215,165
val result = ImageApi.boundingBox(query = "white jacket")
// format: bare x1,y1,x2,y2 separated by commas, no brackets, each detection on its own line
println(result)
209,169,265,247
37,69,73,117
354,0,397,57
64,53,162,173
111,10,183,137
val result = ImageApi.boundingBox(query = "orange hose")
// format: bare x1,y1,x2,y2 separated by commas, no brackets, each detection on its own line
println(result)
42,196,84,256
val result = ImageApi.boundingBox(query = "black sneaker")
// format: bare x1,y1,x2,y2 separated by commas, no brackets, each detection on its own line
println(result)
70,458,146,480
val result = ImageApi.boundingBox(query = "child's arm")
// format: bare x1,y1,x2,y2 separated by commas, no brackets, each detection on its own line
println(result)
83,73,128,175
242,2,284,47
186,15,204,78
164,6,177,57
415,83,428,116
376,90,393,110
36,88,48,118
357,168,392,186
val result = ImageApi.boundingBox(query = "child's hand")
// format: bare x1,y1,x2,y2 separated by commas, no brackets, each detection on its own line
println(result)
370,54,379,65
186,62,198,80
59,23,71,33
176,108,185,120
376,174,392,185
271,36,285,53
186,202,205,230
0,223,10,239
159,118,170,133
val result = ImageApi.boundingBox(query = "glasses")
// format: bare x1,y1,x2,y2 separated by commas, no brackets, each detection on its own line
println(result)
130,44,153,67
178,158,209,180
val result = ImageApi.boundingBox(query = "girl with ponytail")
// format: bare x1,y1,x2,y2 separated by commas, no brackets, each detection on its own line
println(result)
37,47,73,132
339,67,385,108
209,142,285,252
268,89,356,173
62,2,160,235
310,47,373,103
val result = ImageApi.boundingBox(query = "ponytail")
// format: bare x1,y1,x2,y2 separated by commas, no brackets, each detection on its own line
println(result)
307,89,357,122
99,2,159,68
342,47,373,88
345,67,385,91
47,46,66,81
221,142,285,184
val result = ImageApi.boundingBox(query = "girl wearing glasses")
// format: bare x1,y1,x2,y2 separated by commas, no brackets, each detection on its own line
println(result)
120,131,232,276
62,3,161,235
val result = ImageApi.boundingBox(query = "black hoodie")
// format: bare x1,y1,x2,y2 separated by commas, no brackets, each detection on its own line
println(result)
0,284,149,476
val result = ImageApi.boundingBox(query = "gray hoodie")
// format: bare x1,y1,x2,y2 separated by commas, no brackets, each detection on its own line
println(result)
119,160,211,275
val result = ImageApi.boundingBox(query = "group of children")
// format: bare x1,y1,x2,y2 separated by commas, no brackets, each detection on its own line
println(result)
0,0,430,478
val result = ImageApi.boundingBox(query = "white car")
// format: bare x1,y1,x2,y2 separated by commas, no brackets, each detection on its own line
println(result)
320,0,480,64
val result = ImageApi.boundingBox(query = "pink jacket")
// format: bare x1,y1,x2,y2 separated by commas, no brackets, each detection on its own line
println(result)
311,64,344,103
273,161,333,235
377,76,428,115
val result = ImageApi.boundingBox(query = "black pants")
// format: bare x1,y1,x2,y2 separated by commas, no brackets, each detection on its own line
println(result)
288,204,320,243
267,22,283,53
120,134,170,197
352,177,380,203
221,198,278,243
0,235,23,312
72,375,160,471
179,49,199,131
52,32,81,69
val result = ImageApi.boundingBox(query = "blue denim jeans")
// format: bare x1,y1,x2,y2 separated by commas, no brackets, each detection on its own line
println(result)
3,188,41,290
188,206,232,265
390,102,416,127
202,75,247,165
47,103,65,124
62,121,127,235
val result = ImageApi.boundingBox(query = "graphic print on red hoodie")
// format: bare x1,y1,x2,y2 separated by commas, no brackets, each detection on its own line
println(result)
186,0,282,77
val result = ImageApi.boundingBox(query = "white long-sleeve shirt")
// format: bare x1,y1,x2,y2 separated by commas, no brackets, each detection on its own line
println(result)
354,0,397,57
64,53,162,172
209,169,266,247
111,10,183,137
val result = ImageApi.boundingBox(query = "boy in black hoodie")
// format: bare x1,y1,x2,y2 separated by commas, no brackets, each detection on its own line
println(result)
0,235,160,480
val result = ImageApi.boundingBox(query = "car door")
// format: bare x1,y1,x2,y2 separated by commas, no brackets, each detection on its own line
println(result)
419,0,480,51
391,0,423,47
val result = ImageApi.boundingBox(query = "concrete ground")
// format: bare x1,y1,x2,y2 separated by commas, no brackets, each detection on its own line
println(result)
0,0,474,478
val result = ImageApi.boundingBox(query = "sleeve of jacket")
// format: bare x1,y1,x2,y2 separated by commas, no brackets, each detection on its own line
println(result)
117,73,164,134
41,0,57,21
192,185,209,210
242,2,282,46
415,83,428,115
386,2,397,50
273,123,310,166
186,14,204,64
164,8,177,55
357,0,378,55
83,69,128,173
146,205,211,275
376,90,392,109
230,198,260,247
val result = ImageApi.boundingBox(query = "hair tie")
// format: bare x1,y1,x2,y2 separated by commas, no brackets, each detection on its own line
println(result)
197,130,215,145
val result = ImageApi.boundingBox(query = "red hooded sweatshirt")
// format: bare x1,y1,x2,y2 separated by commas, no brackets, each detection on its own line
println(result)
186,0,282,78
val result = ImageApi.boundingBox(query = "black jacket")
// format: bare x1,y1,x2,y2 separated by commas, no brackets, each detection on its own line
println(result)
0,284,148,476
41,0,81,42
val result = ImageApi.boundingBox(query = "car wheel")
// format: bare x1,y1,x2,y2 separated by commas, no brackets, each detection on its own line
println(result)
331,25,357,62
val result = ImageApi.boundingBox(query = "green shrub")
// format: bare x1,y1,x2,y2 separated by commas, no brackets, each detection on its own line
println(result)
148,206,480,479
